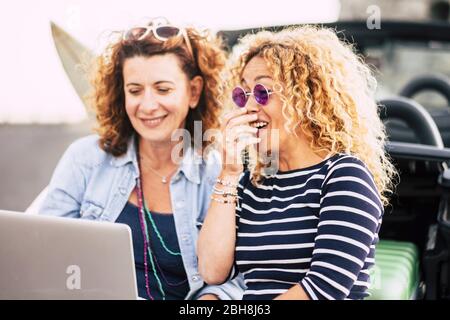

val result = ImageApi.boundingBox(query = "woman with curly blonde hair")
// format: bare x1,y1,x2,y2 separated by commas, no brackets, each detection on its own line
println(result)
39,17,243,300
198,26,397,300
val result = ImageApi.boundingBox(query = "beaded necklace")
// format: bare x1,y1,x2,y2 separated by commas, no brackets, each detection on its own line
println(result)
136,146,189,300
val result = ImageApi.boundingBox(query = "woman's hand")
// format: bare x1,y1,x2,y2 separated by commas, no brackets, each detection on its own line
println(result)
198,107,258,285
273,284,310,300
219,107,259,175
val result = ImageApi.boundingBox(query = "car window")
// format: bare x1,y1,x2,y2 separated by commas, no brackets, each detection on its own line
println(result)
366,41,450,108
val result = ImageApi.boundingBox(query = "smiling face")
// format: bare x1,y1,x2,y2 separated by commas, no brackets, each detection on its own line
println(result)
123,53,202,145
240,56,291,156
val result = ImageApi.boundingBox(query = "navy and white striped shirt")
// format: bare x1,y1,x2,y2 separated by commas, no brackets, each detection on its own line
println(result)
233,153,383,300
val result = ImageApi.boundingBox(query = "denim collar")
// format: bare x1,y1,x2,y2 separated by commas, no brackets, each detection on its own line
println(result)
110,135,202,185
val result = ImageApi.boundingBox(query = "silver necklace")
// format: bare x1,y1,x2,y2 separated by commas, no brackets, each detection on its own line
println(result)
140,158,178,184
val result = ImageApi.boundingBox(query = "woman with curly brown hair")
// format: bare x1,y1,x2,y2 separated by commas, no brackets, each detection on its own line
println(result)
198,26,397,300
39,17,243,300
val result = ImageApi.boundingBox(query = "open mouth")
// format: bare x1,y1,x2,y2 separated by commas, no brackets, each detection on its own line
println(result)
250,121,269,140
250,121,269,130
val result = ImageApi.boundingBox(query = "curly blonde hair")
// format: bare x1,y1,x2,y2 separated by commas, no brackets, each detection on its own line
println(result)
226,26,397,206
90,23,227,156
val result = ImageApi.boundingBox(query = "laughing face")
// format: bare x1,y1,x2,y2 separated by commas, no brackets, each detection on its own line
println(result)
123,53,202,145
240,56,291,156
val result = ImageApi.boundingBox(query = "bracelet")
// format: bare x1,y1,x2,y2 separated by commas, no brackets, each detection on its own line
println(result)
213,186,238,197
216,178,238,188
210,195,237,204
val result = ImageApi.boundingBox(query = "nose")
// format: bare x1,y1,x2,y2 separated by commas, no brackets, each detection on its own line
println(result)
245,96,261,114
140,89,159,111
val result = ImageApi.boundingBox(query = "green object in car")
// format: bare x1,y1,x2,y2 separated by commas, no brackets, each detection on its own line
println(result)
366,240,420,300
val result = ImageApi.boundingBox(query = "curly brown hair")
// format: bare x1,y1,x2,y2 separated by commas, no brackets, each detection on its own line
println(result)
90,23,227,157
226,26,397,206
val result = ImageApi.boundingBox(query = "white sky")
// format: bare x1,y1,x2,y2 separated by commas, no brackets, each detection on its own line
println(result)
0,0,340,124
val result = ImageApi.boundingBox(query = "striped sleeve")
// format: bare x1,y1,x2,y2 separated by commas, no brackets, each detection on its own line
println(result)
300,157,383,300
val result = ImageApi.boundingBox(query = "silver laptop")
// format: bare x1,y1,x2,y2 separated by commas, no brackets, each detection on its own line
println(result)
0,210,138,300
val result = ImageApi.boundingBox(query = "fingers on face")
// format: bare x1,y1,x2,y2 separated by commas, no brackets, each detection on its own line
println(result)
221,109,260,157
227,113,258,129
225,125,256,143
222,107,248,126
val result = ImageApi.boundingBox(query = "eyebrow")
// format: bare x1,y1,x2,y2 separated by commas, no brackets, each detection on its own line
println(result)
126,83,141,87
154,80,175,85
241,75,273,85
125,80,175,87
255,75,273,82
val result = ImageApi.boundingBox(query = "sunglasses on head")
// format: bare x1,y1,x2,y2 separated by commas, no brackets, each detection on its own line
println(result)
232,83,274,108
123,18,194,59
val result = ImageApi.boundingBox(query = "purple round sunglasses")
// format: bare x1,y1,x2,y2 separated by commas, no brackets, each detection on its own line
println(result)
232,83,273,108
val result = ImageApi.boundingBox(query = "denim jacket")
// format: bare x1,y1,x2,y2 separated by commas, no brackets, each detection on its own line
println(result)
39,134,243,300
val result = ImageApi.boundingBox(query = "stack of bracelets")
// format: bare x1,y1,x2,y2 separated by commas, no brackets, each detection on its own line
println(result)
210,178,238,205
